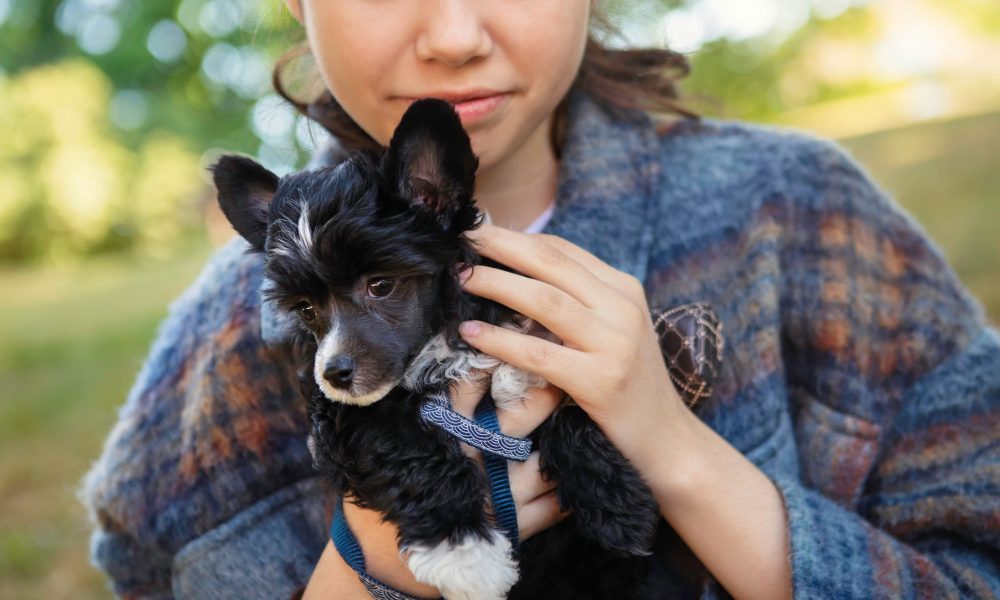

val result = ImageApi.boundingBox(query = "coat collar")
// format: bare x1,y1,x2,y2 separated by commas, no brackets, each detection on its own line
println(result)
260,89,662,346
539,89,661,281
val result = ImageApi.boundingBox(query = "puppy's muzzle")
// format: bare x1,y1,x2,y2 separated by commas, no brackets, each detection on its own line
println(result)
325,356,355,389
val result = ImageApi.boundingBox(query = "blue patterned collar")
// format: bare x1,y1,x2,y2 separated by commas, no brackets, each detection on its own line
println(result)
260,89,662,346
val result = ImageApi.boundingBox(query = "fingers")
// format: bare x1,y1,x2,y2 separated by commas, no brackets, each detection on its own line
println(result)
508,452,555,505
494,382,565,438
467,224,646,307
508,453,567,542
449,374,490,418
466,224,621,310
458,321,587,398
536,233,647,303
448,376,490,463
534,233,622,284
462,266,603,350
517,491,568,541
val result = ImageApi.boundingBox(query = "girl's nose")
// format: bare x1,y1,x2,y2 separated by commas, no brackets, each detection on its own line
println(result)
415,0,493,67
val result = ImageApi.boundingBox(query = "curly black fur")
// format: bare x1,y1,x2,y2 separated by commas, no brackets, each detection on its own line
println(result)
212,98,661,599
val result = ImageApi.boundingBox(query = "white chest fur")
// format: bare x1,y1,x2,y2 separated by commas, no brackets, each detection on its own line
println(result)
401,325,548,408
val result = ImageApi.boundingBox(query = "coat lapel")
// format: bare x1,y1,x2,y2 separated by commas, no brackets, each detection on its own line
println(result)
541,89,661,282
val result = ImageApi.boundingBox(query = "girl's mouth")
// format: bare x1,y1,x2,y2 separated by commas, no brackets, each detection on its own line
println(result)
398,91,511,126
448,93,509,125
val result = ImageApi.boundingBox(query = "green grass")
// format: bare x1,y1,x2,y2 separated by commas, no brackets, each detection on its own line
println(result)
0,112,997,599
0,236,217,600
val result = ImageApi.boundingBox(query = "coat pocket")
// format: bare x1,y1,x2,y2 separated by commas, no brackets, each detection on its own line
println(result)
172,477,328,600
793,395,882,509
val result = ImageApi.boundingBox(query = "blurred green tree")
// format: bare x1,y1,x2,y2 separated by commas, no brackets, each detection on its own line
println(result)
2,0,993,264
0,0,306,263
2,0,299,160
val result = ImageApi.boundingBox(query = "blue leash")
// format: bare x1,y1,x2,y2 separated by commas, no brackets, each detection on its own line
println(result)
472,400,521,550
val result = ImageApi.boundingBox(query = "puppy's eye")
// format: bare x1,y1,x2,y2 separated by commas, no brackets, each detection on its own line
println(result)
295,303,317,324
367,278,395,298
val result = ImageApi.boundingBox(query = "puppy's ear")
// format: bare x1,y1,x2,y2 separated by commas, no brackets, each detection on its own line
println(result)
384,98,479,228
210,155,278,252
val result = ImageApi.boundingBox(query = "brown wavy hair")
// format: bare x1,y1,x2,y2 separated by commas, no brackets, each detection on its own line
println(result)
272,8,700,157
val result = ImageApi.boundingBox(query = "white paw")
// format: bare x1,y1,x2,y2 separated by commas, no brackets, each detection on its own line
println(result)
405,530,519,600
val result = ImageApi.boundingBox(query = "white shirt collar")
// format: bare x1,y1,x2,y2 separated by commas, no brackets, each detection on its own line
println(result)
480,200,556,234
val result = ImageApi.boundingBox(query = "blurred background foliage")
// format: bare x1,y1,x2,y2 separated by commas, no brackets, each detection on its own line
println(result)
0,0,301,262
0,0,998,597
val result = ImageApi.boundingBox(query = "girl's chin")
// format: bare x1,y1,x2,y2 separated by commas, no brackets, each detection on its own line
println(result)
467,135,502,173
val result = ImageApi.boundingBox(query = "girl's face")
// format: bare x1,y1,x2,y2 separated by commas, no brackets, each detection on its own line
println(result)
285,0,592,173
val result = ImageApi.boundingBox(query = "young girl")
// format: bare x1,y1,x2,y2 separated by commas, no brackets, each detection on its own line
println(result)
81,1,1000,599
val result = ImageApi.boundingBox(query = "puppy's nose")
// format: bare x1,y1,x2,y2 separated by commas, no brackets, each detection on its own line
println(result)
324,356,355,389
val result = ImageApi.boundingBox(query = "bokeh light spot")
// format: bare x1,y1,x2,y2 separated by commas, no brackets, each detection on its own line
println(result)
0,0,12,26
198,0,240,38
76,13,121,55
147,19,187,63
109,89,150,130
251,94,295,142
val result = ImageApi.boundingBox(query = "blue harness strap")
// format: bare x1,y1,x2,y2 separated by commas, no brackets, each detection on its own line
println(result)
419,395,532,462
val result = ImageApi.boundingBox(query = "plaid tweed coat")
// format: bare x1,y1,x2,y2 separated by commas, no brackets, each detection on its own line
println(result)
80,88,1000,599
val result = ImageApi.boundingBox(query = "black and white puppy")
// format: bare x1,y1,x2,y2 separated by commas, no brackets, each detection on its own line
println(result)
212,99,660,600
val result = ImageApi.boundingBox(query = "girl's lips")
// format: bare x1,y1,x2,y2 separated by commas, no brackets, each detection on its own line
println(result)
399,93,510,126
448,93,509,125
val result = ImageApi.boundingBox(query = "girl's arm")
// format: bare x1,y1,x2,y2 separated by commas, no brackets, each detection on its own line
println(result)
302,539,386,600
632,399,793,600
457,217,1000,599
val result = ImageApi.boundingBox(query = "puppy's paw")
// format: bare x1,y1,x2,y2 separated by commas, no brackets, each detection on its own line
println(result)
576,502,659,557
405,530,518,600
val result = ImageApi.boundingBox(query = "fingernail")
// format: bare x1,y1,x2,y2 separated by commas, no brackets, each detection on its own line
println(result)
459,321,482,337
458,266,473,284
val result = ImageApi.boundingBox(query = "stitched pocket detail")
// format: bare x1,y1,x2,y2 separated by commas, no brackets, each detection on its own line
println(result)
794,395,882,509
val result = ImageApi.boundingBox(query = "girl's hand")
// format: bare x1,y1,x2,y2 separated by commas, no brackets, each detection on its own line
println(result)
307,375,569,599
457,223,696,473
